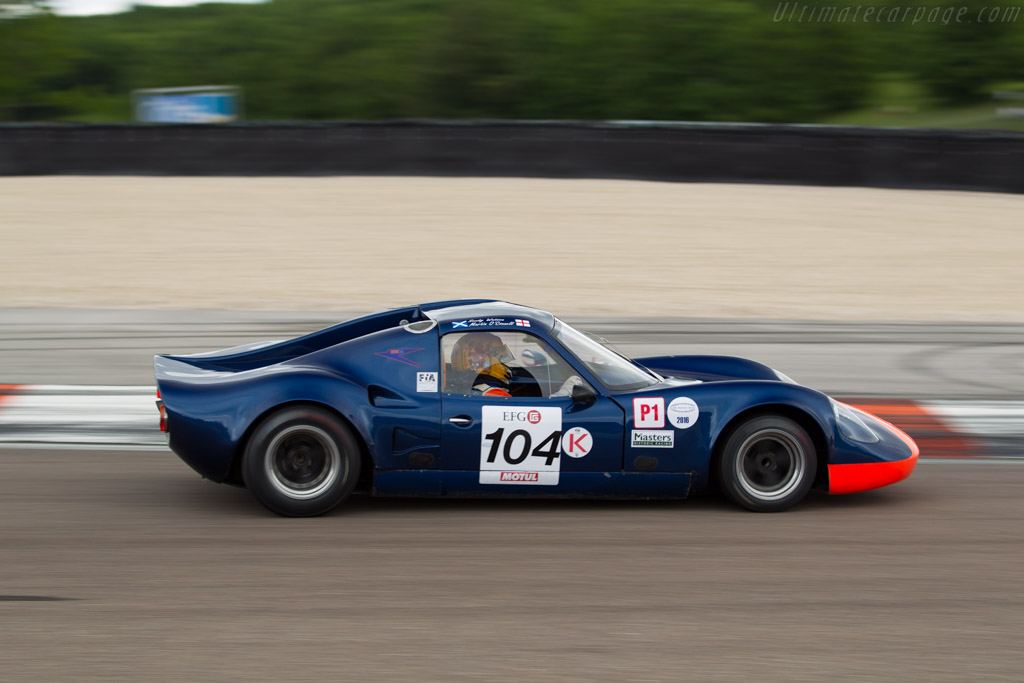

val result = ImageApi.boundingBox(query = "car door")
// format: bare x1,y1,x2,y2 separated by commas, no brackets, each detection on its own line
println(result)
437,329,624,494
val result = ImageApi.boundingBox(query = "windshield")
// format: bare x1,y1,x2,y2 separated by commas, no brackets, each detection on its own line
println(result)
553,320,660,392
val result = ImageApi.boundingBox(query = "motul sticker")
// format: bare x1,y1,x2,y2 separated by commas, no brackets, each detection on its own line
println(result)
667,397,699,429
480,471,557,485
631,430,674,448
633,397,665,429
500,471,538,482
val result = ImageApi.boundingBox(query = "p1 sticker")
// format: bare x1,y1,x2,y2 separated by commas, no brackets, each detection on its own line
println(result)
416,372,438,393
479,406,562,485
561,427,592,458
633,397,665,429
631,430,675,448
667,397,699,429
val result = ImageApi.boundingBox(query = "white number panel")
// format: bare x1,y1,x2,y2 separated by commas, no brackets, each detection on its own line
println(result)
479,406,562,485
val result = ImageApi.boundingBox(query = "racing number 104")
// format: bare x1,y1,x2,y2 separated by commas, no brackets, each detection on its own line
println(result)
484,428,561,467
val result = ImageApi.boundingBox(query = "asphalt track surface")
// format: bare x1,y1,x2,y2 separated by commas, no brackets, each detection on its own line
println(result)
1,450,1022,682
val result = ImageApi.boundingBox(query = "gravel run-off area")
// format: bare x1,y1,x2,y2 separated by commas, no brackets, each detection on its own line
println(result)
2,176,1022,321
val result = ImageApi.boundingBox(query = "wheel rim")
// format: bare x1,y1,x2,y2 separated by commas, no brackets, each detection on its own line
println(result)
265,425,343,500
734,428,806,502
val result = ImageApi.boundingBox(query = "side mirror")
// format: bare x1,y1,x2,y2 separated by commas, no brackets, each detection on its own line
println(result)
571,383,596,404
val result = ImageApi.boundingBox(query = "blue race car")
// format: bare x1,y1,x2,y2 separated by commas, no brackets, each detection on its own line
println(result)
154,300,918,516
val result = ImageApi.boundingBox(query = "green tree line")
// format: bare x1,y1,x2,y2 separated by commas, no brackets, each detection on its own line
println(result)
1,0,1022,122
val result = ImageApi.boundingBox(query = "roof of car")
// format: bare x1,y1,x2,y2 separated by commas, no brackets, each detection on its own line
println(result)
419,299,556,331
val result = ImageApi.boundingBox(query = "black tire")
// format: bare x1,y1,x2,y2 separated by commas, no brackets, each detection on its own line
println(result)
717,415,816,512
242,406,362,517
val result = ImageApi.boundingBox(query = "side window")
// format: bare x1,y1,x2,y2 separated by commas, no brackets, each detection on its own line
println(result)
441,330,593,399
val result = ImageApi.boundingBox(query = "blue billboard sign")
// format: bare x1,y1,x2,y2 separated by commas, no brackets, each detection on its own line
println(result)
133,86,241,123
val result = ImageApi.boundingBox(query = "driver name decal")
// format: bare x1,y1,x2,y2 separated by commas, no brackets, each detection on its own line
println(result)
451,318,530,330
479,406,562,485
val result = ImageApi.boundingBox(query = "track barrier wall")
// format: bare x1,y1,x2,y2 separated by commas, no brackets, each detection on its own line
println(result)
2,121,1023,193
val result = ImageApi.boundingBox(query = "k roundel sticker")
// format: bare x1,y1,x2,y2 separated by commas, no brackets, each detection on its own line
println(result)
667,397,699,429
561,427,592,458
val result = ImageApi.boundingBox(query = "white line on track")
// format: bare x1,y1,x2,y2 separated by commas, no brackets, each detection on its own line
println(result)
1,386,1022,455
922,401,1024,437
15,385,155,393
0,386,162,447
917,458,1024,465
0,443,170,451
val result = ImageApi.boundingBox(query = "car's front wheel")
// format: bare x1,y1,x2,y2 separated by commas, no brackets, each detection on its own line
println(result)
718,415,816,512
242,406,361,517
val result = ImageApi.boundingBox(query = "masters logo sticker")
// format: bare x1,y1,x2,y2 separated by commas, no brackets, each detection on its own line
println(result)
667,397,699,429
631,430,675,448
479,406,562,485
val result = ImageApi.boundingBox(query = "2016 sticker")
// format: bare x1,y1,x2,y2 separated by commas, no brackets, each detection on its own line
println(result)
667,397,699,429
479,406,561,485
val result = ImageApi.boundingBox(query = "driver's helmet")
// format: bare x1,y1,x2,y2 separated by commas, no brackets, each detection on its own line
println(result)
451,332,514,382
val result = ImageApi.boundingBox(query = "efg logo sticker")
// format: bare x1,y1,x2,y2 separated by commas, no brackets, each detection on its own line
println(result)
631,430,674,448
667,397,699,429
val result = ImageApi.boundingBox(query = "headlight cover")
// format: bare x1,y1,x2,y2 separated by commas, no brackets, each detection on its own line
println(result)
831,399,881,444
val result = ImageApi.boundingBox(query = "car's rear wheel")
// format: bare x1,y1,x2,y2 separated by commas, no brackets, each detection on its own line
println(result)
242,406,361,517
718,415,816,512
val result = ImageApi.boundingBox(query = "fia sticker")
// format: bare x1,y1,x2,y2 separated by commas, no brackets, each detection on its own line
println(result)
416,372,438,393
561,427,592,458
631,430,675,448
479,406,562,485
667,397,699,429
633,397,665,429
